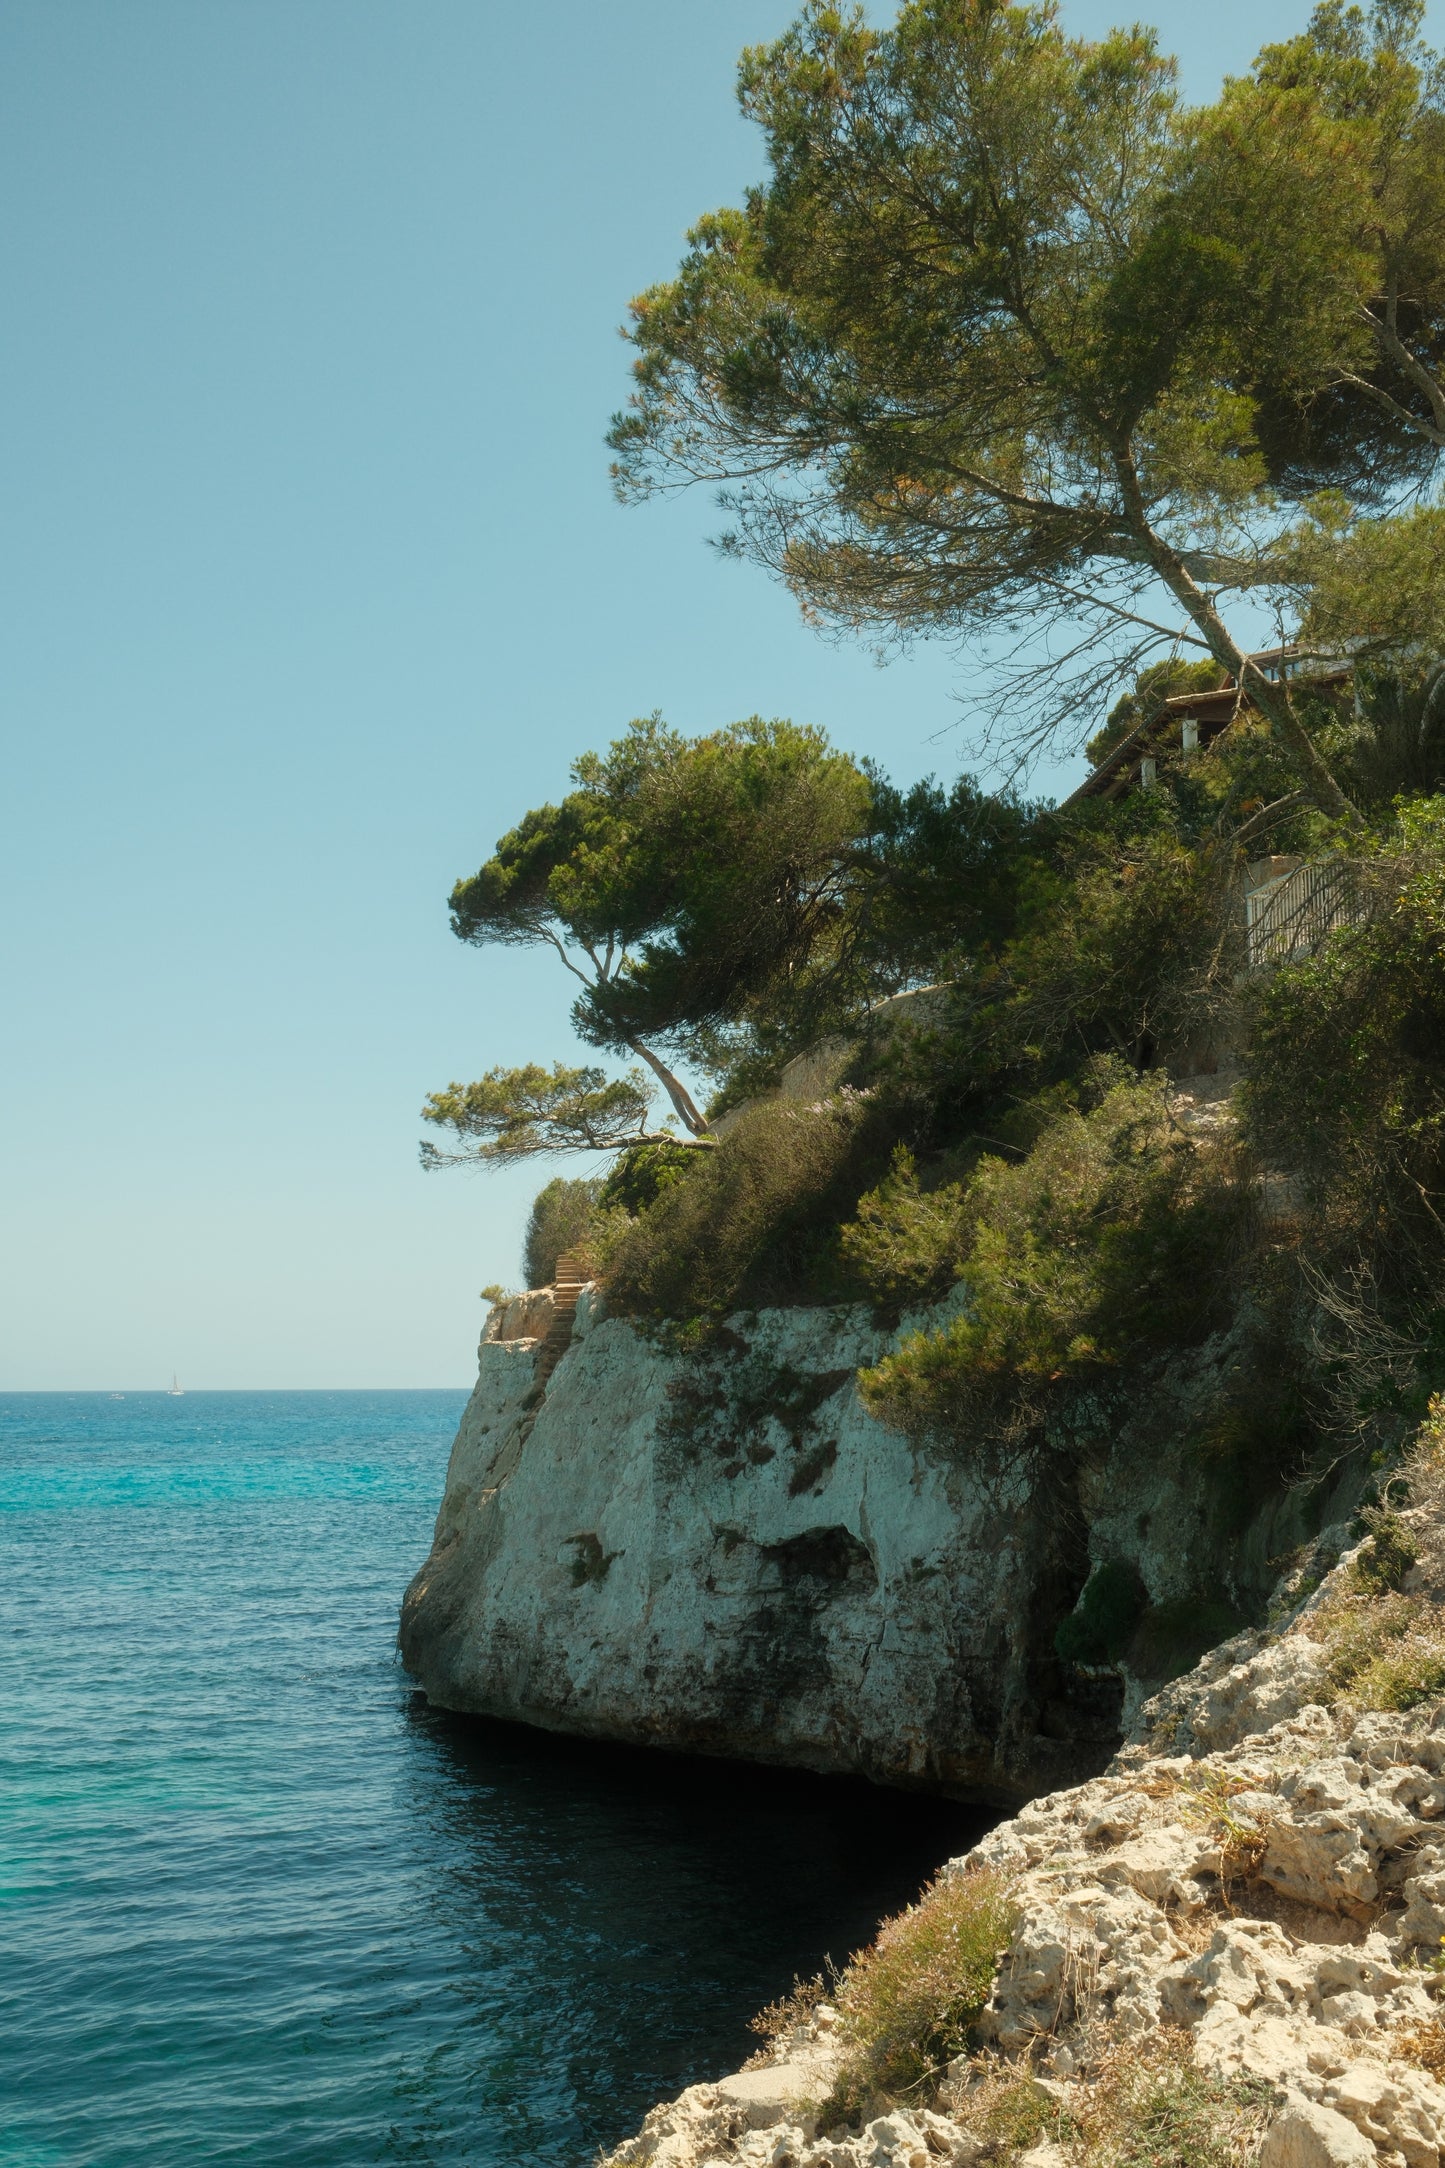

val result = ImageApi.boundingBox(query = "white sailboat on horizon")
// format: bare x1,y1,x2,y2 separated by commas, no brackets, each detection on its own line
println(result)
167,1373,184,1397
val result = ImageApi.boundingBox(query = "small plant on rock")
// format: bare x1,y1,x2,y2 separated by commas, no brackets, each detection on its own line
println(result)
1178,1768,1273,1891
745,1973,825,2064
1068,2034,1277,2166
821,1866,1019,2119
950,2064,1075,2157
1394,2009,1445,2083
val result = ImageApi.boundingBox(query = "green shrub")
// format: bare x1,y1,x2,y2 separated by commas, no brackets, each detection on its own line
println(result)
838,1146,971,1308
859,1076,1247,1444
522,1175,603,1288
1331,669,1445,810
597,1138,702,1217
1055,1561,1148,1665
824,1867,1018,2116
1001,824,1245,1073
597,1093,883,1324
1243,797,1445,1298
848,809,1247,1182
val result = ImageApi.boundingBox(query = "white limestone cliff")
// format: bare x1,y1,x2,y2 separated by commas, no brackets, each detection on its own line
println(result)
401,1281,1353,1801
400,1283,1080,1799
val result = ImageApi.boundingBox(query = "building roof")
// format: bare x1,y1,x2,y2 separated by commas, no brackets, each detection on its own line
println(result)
1061,650,1353,809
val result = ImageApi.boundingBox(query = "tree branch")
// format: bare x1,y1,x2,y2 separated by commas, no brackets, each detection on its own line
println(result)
625,1036,709,1135
1109,443,1360,826
1360,287,1445,445
542,928,599,989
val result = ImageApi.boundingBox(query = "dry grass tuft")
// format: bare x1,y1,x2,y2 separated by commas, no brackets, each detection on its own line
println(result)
1306,1396,1445,1714
949,2063,1075,2156
937,2033,1274,2166
1066,2034,1276,2166
821,1866,1019,2119
1314,1577,1445,1714
1177,1768,1273,1890
1394,2012,1445,2084
743,1974,826,2068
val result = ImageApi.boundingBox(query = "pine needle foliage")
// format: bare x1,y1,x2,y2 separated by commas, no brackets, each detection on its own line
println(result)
857,1073,1248,1446
597,1092,884,1325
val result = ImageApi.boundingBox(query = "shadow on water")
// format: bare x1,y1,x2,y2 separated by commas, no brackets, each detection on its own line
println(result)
396,1699,995,2164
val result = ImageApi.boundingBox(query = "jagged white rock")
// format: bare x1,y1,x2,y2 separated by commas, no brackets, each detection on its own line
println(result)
1259,2097,1377,2167
401,1286,1109,1797
601,1682,1445,2166
401,1285,1348,1800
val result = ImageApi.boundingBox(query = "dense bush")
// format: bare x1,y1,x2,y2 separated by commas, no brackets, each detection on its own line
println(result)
854,813,1247,1173
1243,798,1445,1299
596,1093,886,1325
838,1146,973,1309
522,1175,602,1288
858,1075,1249,1445
1329,669,1445,810
1000,824,1244,1073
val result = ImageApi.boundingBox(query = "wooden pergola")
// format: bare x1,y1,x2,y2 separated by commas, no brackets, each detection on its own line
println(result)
1061,649,1353,809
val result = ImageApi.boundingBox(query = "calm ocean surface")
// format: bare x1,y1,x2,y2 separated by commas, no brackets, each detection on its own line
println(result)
0,1391,987,2168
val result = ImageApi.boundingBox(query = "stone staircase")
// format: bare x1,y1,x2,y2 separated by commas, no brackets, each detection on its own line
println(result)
533,1250,590,1390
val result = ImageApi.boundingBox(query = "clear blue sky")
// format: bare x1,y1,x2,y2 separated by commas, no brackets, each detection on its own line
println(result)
4,0,1426,1389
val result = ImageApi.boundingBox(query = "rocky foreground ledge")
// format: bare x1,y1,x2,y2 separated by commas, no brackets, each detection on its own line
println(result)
603,1492,1445,2168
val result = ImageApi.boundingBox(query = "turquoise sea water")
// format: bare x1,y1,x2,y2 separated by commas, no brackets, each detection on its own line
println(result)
0,1391,986,2167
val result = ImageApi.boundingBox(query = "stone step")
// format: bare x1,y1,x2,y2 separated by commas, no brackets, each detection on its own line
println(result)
533,1252,591,1388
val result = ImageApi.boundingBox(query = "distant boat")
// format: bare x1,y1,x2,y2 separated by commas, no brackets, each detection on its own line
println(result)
167,1374,184,1397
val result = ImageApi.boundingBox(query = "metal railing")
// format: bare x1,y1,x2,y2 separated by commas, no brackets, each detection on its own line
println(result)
1244,857,1365,968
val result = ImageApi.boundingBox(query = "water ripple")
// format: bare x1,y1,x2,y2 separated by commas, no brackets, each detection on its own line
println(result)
0,1391,987,2166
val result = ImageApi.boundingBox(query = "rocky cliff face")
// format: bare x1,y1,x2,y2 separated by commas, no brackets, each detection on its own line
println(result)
601,1495,1445,2168
604,1694,1445,2168
400,1283,1343,1804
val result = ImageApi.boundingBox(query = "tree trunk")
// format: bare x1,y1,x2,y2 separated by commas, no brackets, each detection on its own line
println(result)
1113,452,1361,828
626,1037,710,1136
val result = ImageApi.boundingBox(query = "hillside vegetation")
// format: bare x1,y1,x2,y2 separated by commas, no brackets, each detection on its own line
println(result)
425,5,1445,2156
421,0,1445,1688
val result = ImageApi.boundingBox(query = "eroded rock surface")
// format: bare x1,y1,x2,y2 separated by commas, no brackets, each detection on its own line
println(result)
401,1286,1343,1801
604,1695,1445,2166
400,1286,1099,1797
